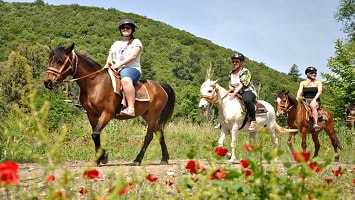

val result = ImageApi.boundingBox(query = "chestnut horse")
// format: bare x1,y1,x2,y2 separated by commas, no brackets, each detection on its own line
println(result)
43,44,175,166
273,90,342,161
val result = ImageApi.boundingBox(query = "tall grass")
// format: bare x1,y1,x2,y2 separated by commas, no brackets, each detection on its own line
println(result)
1,71,354,199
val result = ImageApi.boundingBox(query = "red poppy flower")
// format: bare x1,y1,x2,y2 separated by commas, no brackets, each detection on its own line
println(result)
214,147,228,156
243,143,252,152
292,152,311,163
352,180,355,185
83,168,100,179
324,178,333,184
308,162,322,173
166,180,174,186
146,174,158,182
0,160,20,185
244,169,252,177
332,167,343,176
79,187,89,195
119,186,128,195
240,159,250,168
186,160,198,174
210,168,228,180
46,174,55,184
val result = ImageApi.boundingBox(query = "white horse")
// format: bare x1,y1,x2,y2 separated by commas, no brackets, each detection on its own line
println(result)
198,79,297,162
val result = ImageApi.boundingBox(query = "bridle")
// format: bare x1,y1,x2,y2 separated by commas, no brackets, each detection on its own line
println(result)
200,84,229,105
277,94,294,114
46,50,106,84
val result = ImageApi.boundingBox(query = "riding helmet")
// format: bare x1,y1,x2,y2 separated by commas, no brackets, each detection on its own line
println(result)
231,52,245,61
305,66,317,74
118,18,137,32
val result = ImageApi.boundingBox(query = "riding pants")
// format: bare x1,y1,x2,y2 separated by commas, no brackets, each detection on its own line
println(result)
241,91,256,121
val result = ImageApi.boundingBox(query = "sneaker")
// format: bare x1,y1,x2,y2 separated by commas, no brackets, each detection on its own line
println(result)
214,123,221,129
313,124,321,131
248,121,256,131
120,107,135,116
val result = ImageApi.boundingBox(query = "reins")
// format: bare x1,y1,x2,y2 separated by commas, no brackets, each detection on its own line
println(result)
47,50,106,84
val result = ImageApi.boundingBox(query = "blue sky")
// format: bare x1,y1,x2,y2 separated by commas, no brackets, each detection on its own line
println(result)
7,0,346,78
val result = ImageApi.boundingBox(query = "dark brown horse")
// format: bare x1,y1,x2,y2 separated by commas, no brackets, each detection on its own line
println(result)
43,44,175,166
273,90,342,161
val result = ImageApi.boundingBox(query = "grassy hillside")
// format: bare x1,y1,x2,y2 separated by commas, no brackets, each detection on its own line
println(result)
0,1,301,123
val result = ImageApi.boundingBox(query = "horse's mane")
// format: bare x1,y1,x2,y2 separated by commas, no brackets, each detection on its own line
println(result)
76,52,102,68
286,92,298,107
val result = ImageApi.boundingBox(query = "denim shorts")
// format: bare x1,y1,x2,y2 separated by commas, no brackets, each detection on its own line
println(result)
120,67,141,83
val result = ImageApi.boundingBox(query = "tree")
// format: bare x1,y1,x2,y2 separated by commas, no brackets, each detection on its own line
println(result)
287,64,301,81
335,0,355,41
323,0,355,120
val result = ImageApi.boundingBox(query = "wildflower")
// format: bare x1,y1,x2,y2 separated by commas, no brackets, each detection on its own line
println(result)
214,147,228,156
352,180,355,185
46,174,55,184
240,159,250,168
166,180,174,186
243,143,252,151
146,174,158,182
0,160,20,186
332,167,343,177
185,160,205,174
244,169,252,177
119,186,128,195
210,168,227,180
292,151,310,163
83,168,100,179
308,162,322,173
79,187,89,195
324,178,332,184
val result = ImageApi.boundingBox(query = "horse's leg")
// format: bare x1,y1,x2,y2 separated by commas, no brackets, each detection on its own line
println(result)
311,132,320,158
229,128,237,162
88,114,112,166
218,131,226,147
158,130,169,165
301,130,308,152
287,132,296,153
324,124,342,162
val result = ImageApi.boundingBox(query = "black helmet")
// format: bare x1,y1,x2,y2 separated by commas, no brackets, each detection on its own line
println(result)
118,18,137,32
305,66,317,74
231,52,245,61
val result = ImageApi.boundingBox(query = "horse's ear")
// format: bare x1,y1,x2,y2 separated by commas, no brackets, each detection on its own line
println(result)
272,92,277,96
213,80,218,85
65,43,75,54
286,91,289,95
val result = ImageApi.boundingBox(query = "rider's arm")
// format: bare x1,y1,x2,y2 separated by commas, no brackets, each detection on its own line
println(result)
296,81,304,100
312,80,323,101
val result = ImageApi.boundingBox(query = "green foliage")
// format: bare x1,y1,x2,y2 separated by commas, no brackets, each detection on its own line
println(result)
323,39,355,120
0,1,300,123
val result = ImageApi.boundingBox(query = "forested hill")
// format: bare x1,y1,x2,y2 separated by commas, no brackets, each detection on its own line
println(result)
0,1,299,122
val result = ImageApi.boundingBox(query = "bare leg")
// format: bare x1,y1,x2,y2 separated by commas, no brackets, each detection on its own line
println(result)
121,78,135,115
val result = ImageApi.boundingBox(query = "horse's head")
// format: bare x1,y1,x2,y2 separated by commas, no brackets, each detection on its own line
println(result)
44,43,77,89
273,90,291,117
198,79,219,111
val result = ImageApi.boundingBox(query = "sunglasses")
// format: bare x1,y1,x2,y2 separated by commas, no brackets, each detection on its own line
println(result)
120,26,132,30
309,72,317,75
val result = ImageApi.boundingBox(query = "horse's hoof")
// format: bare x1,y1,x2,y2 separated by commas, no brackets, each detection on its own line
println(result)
100,157,109,164
132,161,141,166
334,157,340,162
160,160,169,165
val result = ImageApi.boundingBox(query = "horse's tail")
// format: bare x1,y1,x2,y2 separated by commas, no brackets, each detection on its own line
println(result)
275,123,298,133
158,83,176,129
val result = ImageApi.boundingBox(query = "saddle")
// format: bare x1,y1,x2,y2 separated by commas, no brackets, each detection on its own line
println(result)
302,100,328,122
236,94,268,115
108,68,150,113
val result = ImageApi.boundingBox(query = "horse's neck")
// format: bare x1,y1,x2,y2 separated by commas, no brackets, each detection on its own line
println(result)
75,55,110,91
216,84,242,114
